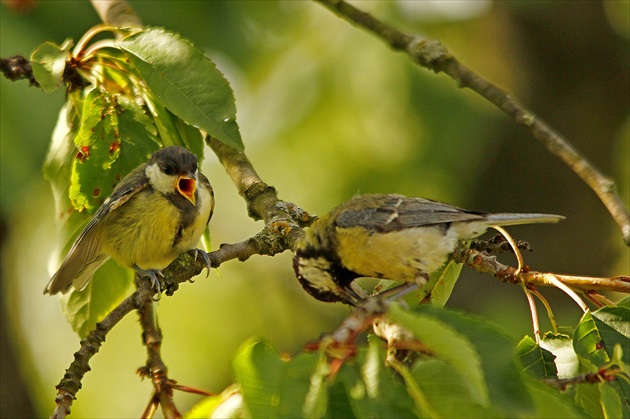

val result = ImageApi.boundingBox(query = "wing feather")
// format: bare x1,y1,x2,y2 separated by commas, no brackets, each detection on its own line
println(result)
45,164,149,294
335,196,485,232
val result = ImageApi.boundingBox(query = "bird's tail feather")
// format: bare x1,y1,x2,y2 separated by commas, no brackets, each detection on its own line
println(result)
485,213,565,226
44,254,109,295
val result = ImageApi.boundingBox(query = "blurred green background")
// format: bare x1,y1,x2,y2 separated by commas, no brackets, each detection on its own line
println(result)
1,1,628,417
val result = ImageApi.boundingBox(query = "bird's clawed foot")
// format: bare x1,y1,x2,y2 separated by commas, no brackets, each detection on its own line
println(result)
134,264,165,300
192,248,213,278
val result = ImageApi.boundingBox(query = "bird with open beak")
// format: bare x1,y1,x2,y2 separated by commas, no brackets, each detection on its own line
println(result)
45,146,214,295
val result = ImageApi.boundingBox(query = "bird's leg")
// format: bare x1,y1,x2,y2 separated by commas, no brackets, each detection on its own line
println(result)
369,278,422,303
342,282,370,306
133,264,164,299
380,282,419,301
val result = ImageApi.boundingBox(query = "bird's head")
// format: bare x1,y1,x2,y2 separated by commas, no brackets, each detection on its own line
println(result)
293,225,363,305
146,146,199,206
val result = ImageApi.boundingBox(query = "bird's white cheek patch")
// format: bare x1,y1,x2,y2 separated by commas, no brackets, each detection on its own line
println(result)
145,163,176,195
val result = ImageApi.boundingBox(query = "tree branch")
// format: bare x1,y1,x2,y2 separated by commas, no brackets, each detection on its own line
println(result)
49,3,318,414
51,2,628,416
0,56,39,86
314,0,630,246
450,245,630,294
206,136,315,251
50,286,154,419
136,286,181,419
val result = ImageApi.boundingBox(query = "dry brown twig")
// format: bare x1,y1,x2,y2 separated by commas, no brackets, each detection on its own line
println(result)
451,245,630,295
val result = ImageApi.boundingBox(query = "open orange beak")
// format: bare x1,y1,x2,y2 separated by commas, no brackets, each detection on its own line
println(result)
177,174,197,206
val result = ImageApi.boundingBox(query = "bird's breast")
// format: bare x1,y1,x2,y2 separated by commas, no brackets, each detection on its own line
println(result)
335,225,461,281
100,187,210,270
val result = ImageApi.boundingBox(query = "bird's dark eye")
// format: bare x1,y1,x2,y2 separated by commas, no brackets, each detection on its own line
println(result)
162,164,174,175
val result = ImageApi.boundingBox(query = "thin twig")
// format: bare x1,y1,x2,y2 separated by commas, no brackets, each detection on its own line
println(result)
491,226,524,274
206,135,315,250
492,226,541,341
528,286,559,334
314,0,630,245
521,283,541,344
543,366,625,390
584,290,617,307
0,56,39,86
544,274,589,312
451,246,630,295
50,286,154,419
136,281,181,419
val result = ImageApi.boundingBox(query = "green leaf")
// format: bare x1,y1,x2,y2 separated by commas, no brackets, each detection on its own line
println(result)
524,378,587,418
232,338,285,418
283,352,330,418
232,338,326,418
599,382,623,419
387,304,489,407
185,386,244,419
70,89,160,212
336,336,416,418
572,310,630,418
325,379,355,418
397,259,463,307
69,88,117,211
119,27,243,151
43,95,81,227
429,260,463,307
592,305,630,366
516,335,558,379
61,259,133,337
540,332,579,379
43,95,93,294
411,359,501,418
593,306,630,339
575,378,605,418
574,311,610,368
231,337,417,418
406,305,535,416
30,38,73,92
47,88,160,334
174,115,205,160
301,352,330,419
142,88,205,158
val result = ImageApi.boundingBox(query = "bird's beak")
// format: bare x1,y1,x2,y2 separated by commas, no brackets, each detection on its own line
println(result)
177,174,197,205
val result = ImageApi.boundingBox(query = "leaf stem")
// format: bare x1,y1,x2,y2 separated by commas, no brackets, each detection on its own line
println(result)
544,274,590,313
528,286,559,334
521,283,541,344
388,358,439,418
80,39,119,63
72,24,121,59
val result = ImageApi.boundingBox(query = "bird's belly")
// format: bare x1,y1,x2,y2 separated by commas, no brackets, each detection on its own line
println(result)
101,192,192,270
335,226,460,281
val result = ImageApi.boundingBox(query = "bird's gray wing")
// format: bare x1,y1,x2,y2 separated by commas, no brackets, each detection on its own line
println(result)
44,164,149,294
335,196,485,232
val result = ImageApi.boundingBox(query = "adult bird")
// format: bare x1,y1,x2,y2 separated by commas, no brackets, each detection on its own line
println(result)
293,194,563,305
